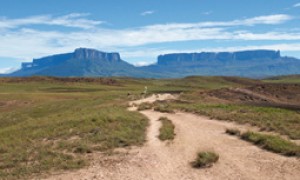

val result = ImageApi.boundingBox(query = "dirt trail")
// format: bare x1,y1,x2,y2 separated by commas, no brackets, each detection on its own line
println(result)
128,94,177,108
45,94,300,180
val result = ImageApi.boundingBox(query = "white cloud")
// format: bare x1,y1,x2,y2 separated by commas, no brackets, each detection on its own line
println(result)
198,43,300,53
146,14,292,30
241,14,292,25
1,27,300,62
293,3,300,7
133,61,155,67
233,31,300,40
141,10,155,16
202,11,212,15
0,13,298,63
0,67,19,74
0,13,103,30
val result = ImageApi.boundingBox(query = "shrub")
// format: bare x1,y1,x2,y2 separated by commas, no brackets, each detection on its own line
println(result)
158,117,175,141
191,151,219,168
154,105,174,113
137,102,153,111
225,128,241,136
73,144,92,154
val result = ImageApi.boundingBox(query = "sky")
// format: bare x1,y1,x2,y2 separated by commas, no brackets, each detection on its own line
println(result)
0,0,300,73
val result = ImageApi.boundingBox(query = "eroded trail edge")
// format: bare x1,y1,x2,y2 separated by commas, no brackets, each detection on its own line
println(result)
46,94,300,180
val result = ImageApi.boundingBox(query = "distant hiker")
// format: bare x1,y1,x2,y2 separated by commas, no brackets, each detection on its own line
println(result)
140,86,148,98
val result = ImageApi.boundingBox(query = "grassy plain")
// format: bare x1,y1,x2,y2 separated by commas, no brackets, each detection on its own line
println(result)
0,76,239,178
0,75,299,178
0,77,148,178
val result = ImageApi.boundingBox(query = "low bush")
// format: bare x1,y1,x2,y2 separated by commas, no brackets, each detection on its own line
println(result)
154,105,175,113
225,128,241,136
191,151,219,168
137,102,153,111
158,117,175,141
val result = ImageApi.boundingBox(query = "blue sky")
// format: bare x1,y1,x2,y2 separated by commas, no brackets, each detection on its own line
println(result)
0,0,300,73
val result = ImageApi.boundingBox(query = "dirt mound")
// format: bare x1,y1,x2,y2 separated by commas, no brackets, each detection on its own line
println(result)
247,84,300,103
203,83,300,110
206,88,269,103
220,76,262,86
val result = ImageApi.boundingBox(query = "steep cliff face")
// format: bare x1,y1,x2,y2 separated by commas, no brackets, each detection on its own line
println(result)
73,48,121,62
21,48,121,70
141,49,300,78
13,48,150,77
234,50,280,60
157,50,281,66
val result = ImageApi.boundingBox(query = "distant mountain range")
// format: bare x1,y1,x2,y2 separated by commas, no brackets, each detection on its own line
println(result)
3,48,300,78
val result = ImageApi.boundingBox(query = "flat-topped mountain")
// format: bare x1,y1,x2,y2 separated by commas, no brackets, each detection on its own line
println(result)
21,48,122,70
11,48,150,77
142,50,300,78
6,48,300,78
157,50,281,66
73,48,121,61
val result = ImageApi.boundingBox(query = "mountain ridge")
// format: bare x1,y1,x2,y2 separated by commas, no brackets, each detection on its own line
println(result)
5,48,300,78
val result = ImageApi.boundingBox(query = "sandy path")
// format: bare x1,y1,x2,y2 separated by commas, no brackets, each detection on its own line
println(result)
45,94,300,180
128,94,177,108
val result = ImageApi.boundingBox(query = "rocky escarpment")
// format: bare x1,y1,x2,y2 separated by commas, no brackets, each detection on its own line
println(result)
157,50,281,66
140,49,300,77
22,48,121,69
12,48,149,77
73,48,121,62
